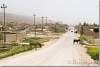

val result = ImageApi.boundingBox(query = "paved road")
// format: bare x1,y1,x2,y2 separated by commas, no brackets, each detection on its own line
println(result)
0,31,98,66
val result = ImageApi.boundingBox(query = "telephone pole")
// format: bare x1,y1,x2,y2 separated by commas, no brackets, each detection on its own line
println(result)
33,14,36,37
33,14,36,26
45,16,48,26
1,4,7,47
16,22,18,43
55,23,57,32
41,16,44,31
80,25,84,35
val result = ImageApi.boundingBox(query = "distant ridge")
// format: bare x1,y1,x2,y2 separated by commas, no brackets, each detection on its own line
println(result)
0,12,53,24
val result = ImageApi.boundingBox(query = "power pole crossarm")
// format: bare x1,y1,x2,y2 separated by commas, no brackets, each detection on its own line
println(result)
1,4,7,8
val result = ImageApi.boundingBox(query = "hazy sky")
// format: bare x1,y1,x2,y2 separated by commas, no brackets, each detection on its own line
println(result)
0,0,99,24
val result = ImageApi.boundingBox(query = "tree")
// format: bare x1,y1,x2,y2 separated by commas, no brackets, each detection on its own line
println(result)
93,22,98,27
80,25,84,35
83,22,88,26
93,27,99,33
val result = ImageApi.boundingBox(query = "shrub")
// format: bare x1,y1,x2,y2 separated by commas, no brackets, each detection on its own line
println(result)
10,41,18,46
29,41,42,49
87,46,99,60
0,48,9,52
93,28,99,33
80,35,88,42
80,35,95,44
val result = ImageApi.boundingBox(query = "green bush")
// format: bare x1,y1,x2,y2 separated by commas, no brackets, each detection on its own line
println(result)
0,48,9,52
9,41,18,46
80,35,88,42
86,46,99,60
30,41,42,49
80,35,95,44
93,28,99,33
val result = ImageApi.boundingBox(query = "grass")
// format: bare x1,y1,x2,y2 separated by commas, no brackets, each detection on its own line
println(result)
86,45,99,60
80,35,99,60
0,45,31,59
0,36,52,59
23,37,52,43
80,35,95,45
0,41,42,59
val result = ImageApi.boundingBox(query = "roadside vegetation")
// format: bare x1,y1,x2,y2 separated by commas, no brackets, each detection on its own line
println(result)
86,45,99,60
0,41,42,59
0,22,68,59
77,22,99,61
48,23,67,33
23,37,52,43
80,35,96,45
80,35,99,60
0,36,54,59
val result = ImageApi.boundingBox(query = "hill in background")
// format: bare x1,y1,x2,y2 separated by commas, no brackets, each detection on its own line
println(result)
0,12,55,25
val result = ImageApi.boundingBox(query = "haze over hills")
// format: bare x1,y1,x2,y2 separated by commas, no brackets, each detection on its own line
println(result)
0,12,54,25
0,12,98,26
0,12,68,32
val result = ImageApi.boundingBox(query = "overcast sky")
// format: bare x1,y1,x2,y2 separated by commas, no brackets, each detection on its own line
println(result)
0,0,99,24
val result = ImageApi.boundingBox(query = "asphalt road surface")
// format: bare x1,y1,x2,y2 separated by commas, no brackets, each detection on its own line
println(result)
0,31,98,66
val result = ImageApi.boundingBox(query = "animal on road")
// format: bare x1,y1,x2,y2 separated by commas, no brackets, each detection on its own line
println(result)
73,39,80,44
73,31,80,44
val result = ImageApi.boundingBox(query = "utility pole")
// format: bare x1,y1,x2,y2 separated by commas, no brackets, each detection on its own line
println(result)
33,14,36,37
41,16,44,31
45,16,48,26
55,23,57,32
34,25,37,37
16,22,18,43
1,4,7,47
33,14,36,26
80,25,83,35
